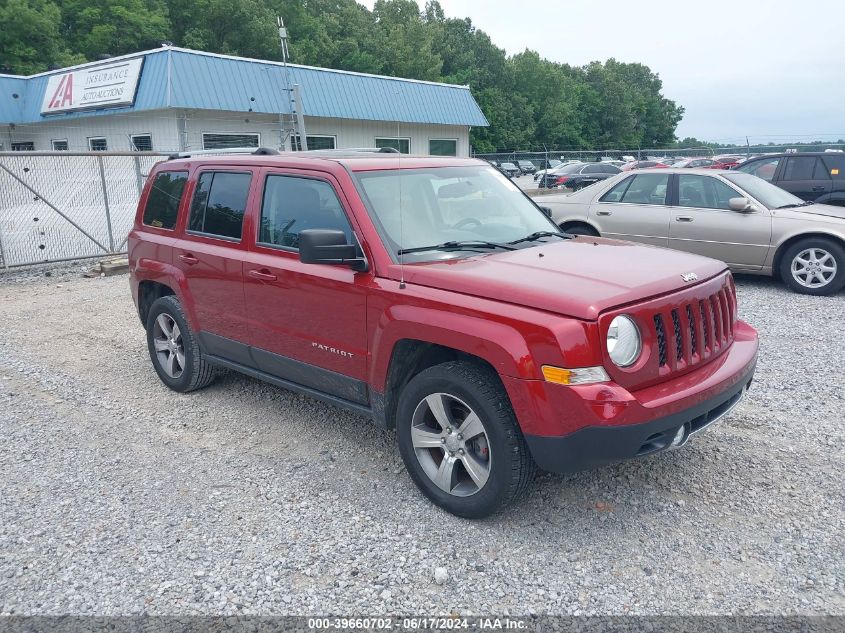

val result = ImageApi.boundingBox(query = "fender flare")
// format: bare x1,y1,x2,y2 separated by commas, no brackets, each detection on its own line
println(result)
368,304,537,392
134,259,197,329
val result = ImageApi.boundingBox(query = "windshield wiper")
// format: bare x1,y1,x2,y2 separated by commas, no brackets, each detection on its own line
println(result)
508,230,574,245
776,201,815,209
397,240,517,256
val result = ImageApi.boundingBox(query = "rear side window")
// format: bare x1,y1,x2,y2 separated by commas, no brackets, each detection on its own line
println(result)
821,155,845,178
782,156,817,181
142,171,187,229
737,157,780,181
258,175,353,249
188,172,252,240
600,173,669,205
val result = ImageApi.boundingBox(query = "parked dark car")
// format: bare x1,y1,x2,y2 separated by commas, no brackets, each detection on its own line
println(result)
517,160,536,174
534,159,562,181
499,162,521,178
538,162,621,189
734,152,845,206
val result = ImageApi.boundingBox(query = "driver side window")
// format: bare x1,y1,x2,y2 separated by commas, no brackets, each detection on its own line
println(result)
258,175,354,249
678,175,741,210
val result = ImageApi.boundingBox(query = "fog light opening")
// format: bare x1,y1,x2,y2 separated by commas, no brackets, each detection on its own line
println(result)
670,425,687,448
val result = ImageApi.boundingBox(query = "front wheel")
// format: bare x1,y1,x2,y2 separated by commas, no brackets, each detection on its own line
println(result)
779,238,845,296
396,361,536,518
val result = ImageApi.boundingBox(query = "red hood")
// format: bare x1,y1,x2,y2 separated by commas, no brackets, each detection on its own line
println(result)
390,237,727,320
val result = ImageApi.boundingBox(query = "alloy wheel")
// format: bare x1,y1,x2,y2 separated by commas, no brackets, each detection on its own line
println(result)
152,313,185,378
791,248,837,289
410,393,491,497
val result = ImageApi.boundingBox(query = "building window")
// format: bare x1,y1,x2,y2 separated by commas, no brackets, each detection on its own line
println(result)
291,135,336,151
202,133,259,150
88,137,108,151
375,137,410,154
51,139,69,151
11,142,35,151
429,139,457,156
130,134,153,152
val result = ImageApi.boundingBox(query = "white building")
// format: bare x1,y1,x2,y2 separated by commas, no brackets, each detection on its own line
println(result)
0,46,488,156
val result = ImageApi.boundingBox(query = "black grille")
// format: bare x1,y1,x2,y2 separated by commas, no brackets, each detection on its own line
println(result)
686,304,697,355
646,280,736,374
671,309,683,361
654,314,667,367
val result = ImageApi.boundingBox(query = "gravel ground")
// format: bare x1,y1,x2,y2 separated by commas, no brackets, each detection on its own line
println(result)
0,264,843,616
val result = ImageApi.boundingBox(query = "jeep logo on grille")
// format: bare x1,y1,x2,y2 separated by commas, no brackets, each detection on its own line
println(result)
681,272,699,282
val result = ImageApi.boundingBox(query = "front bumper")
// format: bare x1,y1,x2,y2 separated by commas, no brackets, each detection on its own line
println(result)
508,320,758,474
523,360,754,473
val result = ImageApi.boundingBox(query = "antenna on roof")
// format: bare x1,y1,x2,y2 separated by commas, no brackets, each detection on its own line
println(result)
397,118,405,290
277,16,308,151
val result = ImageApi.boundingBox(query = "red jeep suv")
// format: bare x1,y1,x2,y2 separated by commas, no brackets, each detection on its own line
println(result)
128,150,758,518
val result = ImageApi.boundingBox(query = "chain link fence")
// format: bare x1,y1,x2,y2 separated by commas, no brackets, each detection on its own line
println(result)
0,151,168,268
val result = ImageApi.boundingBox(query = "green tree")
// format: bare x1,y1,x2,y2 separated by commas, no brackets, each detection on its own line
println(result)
59,0,171,59
0,0,83,74
0,0,687,151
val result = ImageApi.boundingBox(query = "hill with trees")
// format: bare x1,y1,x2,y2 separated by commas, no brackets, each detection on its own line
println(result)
0,0,685,152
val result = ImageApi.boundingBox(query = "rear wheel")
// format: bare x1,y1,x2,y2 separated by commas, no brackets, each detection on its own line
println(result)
396,361,536,518
146,295,216,392
779,238,845,296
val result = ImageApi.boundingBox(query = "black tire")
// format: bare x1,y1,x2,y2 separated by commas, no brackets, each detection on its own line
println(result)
560,224,599,237
396,361,536,519
778,237,845,296
146,295,216,392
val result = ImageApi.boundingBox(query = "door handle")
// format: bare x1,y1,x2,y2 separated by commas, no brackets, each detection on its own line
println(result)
247,268,278,282
811,186,825,192
675,216,694,222
596,210,612,216
178,253,199,265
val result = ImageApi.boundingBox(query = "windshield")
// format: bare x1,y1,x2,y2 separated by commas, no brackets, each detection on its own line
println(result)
354,165,560,262
723,172,805,208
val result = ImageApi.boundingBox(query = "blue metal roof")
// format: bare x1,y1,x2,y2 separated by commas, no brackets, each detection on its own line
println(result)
0,47,488,127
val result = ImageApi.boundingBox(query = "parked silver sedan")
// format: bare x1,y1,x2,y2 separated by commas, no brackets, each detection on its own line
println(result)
537,168,845,295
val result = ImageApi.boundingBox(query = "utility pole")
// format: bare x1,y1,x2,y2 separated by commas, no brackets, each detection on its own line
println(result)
277,16,307,151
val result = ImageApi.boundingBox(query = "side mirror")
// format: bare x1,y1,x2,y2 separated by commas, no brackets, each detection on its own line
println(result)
729,197,754,212
539,206,553,218
298,229,367,271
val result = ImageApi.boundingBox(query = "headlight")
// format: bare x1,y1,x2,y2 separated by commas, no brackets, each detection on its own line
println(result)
607,315,641,367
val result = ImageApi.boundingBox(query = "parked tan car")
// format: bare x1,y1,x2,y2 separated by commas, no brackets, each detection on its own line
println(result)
537,169,845,295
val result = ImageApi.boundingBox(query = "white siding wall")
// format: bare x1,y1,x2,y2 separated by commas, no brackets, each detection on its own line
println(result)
1,112,180,152
1,109,472,156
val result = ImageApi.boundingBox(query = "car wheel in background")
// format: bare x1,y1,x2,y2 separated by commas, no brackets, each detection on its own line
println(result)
396,361,536,518
146,295,216,392
779,237,845,296
560,224,599,237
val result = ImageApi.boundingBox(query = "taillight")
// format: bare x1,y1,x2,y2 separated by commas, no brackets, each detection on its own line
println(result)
555,176,569,184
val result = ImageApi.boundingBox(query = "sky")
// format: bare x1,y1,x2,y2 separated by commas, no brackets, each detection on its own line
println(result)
360,0,844,144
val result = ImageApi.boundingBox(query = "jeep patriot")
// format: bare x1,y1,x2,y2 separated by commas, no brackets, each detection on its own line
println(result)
129,150,759,518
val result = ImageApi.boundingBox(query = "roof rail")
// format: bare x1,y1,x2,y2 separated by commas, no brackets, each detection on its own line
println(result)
293,147,401,156
167,147,279,159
